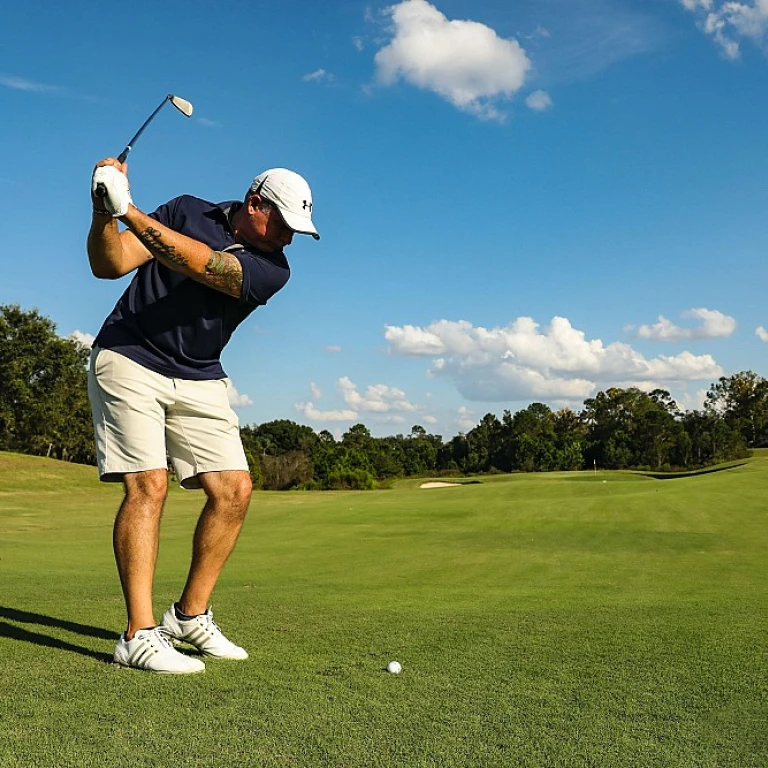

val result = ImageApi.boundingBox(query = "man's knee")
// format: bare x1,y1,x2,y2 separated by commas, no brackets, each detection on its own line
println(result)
231,472,252,508
123,469,169,506
201,471,252,511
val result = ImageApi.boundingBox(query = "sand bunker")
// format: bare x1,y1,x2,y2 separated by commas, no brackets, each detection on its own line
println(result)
419,481,461,488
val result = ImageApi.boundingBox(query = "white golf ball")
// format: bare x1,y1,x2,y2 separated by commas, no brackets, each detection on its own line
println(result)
387,661,402,674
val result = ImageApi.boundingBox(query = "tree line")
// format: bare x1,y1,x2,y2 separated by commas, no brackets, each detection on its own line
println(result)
1,304,761,489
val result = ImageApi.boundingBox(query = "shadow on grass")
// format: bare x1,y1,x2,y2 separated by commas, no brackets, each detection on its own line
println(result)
0,606,116,663
639,461,749,480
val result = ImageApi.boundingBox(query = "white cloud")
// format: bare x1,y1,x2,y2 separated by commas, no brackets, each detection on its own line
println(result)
756,326,768,342
295,402,358,421
295,376,423,425
680,0,768,58
455,405,477,432
339,376,418,413
385,316,724,402
677,388,709,412
634,308,736,341
0,74,103,103
295,381,357,421
227,384,253,408
526,90,553,111
324,345,343,353
69,330,94,349
0,74,62,93
302,68,335,83
374,0,531,120
682,0,714,9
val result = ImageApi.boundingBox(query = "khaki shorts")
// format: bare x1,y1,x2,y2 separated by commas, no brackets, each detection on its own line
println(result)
87,347,248,489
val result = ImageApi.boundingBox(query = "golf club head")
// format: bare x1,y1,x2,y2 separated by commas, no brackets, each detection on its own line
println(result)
96,93,196,196
169,95,194,117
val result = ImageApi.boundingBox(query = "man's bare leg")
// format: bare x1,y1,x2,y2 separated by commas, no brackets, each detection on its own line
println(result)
177,470,252,616
114,469,168,638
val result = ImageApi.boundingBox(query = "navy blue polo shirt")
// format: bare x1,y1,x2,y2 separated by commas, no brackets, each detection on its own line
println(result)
94,195,290,380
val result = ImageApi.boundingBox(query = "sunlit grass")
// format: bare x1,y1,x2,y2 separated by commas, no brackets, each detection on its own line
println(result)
1,452,766,767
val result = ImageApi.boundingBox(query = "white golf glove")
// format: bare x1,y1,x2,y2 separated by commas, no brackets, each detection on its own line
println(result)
91,165,133,217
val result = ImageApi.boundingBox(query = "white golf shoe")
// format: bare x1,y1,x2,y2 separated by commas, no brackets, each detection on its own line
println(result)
113,627,205,674
161,605,248,660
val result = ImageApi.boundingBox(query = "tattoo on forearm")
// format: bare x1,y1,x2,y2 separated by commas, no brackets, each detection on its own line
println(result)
138,227,186,269
136,227,241,296
205,250,242,296
206,250,228,276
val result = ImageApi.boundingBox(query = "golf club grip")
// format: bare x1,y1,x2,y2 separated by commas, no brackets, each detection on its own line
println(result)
93,148,128,199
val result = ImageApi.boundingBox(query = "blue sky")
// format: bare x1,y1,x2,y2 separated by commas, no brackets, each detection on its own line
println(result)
2,0,767,438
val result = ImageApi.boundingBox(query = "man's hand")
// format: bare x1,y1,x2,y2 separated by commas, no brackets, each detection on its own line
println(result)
92,162,133,217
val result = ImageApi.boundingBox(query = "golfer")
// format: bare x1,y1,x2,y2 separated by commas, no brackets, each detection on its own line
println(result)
87,158,319,673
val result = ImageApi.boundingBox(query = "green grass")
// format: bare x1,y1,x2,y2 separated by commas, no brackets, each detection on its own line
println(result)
0,452,766,767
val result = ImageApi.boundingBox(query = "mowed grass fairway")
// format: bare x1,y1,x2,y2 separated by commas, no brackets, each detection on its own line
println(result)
1,453,766,767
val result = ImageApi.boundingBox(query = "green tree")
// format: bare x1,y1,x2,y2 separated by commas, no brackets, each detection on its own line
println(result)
0,305,94,464
463,414,502,473
705,371,768,448
498,403,557,471
552,409,585,470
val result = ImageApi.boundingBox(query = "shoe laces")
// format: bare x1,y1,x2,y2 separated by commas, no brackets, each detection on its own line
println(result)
200,612,224,636
151,626,175,649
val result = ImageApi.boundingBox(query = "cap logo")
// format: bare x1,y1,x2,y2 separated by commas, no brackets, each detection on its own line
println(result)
303,200,312,212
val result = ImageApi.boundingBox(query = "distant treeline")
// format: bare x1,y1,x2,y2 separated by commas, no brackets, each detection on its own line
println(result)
1,304,760,490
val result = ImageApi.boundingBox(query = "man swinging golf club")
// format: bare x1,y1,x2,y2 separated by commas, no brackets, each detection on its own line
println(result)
87,154,319,674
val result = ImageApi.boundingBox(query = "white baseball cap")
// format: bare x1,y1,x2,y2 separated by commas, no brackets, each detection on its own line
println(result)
250,168,319,240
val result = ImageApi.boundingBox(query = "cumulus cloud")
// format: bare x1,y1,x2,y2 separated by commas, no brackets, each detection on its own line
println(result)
374,0,531,120
227,384,253,408
385,316,724,402
455,405,477,432
338,376,418,413
302,68,335,83
295,402,358,421
632,308,736,341
526,90,553,111
295,377,421,424
680,0,768,58
640,309,737,340
69,330,95,349
677,388,709,412
294,381,358,421
756,326,768,342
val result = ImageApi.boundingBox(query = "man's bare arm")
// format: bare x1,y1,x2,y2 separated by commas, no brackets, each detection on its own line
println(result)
122,207,243,298
87,213,153,279
87,158,153,279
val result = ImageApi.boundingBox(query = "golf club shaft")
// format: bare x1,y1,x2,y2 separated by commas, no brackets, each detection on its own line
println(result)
94,94,192,200
94,96,172,199
116,95,172,164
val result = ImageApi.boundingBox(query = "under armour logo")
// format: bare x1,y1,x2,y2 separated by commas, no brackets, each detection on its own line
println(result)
303,200,312,212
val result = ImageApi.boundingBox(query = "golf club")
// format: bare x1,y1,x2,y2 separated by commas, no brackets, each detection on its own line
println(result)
94,94,194,199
